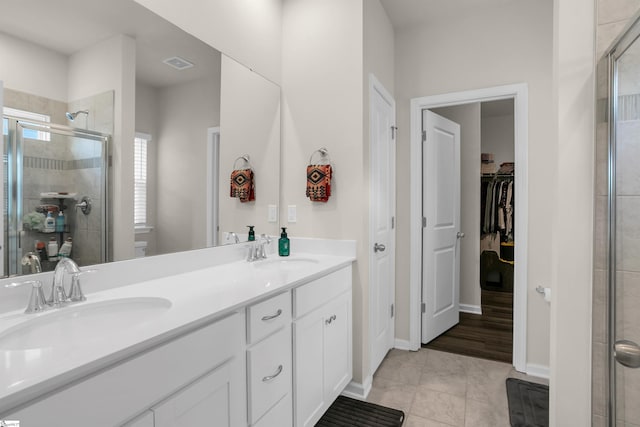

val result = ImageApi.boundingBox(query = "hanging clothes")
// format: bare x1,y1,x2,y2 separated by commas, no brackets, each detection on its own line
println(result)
481,175,514,241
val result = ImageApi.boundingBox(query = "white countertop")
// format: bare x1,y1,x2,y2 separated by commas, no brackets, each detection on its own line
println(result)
0,252,354,415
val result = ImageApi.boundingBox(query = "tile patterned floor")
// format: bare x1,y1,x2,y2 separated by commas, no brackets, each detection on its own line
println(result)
366,348,549,427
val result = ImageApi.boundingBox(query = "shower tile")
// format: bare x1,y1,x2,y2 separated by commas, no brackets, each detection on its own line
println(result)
622,366,640,423
620,271,640,338
464,398,510,427
593,414,607,427
592,341,608,417
616,121,640,196
598,0,640,27
411,387,465,426
616,196,640,272
595,122,608,198
593,269,608,344
366,376,416,416
595,196,608,271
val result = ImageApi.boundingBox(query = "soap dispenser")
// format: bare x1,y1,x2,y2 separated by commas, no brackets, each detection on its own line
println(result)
44,211,55,233
278,227,290,257
247,226,255,241
56,211,65,232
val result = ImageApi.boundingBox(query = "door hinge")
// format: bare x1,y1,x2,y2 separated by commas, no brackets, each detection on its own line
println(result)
391,216,395,229
421,302,426,313
391,126,398,140
422,217,426,228
422,130,426,142
390,303,394,318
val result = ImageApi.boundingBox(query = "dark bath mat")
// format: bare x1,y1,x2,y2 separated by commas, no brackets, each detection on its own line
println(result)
315,395,405,427
506,378,549,427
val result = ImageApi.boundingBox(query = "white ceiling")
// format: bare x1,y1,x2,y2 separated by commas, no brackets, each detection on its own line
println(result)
379,0,517,30
0,0,220,88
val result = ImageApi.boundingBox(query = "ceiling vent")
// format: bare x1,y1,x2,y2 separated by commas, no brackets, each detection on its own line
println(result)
162,56,194,70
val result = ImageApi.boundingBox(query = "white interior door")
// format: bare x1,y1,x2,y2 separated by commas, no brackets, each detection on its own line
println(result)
369,76,396,374
421,110,461,344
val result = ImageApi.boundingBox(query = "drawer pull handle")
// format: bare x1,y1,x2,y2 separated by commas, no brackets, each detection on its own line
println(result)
325,314,337,325
262,365,283,382
261,309,283,321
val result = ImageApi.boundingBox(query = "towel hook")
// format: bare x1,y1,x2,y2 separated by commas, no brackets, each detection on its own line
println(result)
233,155,253,170
309,147,331,165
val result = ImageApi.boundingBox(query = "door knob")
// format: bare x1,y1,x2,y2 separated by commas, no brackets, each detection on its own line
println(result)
457,232,465,239
615,340,640,368
374,243,386,253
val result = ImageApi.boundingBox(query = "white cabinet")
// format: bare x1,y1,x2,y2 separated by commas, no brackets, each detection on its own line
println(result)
293,267,352,427
246,291,292,427
9,312,246,427
153,362,238,427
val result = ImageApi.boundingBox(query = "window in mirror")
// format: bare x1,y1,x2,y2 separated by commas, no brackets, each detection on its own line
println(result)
3,107,50,141
134,132,151,231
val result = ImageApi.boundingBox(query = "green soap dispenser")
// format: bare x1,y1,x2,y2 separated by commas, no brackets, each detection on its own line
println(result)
247,225,255,241
279,227,290,257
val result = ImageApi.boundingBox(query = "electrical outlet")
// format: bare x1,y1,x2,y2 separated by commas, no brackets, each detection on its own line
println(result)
268,205,277,222
288,205,297,223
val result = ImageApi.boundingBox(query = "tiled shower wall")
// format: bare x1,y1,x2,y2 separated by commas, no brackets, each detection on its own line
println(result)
4,89,113,269
593,1,640,426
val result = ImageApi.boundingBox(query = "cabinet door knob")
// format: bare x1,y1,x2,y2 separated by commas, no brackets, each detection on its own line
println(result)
261,309,283,321
262,364,283,382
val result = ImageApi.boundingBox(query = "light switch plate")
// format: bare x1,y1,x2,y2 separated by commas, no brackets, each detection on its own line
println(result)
287,205,297,223
268,205,278,222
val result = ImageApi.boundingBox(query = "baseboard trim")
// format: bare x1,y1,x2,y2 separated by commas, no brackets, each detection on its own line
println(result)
459,304,482,315
342,376,373,400
394,338,420,351
526,363,550,380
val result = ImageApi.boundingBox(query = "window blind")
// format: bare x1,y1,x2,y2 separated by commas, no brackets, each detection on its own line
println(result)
134,136,148,225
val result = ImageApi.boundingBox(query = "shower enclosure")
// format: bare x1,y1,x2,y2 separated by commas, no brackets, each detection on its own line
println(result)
2,115,109,276
603,13,640,426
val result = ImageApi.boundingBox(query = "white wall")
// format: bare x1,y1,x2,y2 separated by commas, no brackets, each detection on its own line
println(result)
0,33,68,102
68,35,137,262
550,0,595,424
133,0,282,85
394,0,554,370
219,55,280,241
432,104,482,309
282,0,366,383
481,113,515,168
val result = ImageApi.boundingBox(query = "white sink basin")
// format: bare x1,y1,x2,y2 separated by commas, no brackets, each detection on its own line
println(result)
252,257,319,271
0,297,171,351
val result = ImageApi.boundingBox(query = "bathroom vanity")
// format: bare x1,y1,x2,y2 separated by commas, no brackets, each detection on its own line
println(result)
0,239,355,427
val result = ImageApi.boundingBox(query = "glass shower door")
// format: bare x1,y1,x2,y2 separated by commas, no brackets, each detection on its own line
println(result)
3,117,109,276
610,18,640,426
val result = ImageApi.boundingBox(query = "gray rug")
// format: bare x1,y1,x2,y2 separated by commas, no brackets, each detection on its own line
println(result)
315,396,404,427
506,378,549,427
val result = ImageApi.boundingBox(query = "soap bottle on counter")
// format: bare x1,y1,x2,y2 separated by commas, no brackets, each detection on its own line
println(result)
47,237,59,261
44,211,55,233
56,211,65,232
247,225,255,241
59,237,73,258
278,227,290,257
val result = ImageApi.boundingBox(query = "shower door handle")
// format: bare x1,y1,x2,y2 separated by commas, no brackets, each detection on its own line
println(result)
614,339,640,368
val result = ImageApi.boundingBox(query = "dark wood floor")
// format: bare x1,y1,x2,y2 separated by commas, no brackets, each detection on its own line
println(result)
423,289,513,363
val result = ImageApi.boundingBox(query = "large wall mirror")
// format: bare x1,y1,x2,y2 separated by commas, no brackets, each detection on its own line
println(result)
0,0,281,278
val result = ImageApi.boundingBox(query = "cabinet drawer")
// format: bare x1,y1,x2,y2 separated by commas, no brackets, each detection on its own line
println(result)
247,291,291,344
253,394,292,427
294,266,351,318
247,326,292,424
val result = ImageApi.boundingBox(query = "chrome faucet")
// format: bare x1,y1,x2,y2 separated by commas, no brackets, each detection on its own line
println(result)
49,257,86,306
228,232,240,244
21,252,42,274
257,234,272,259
